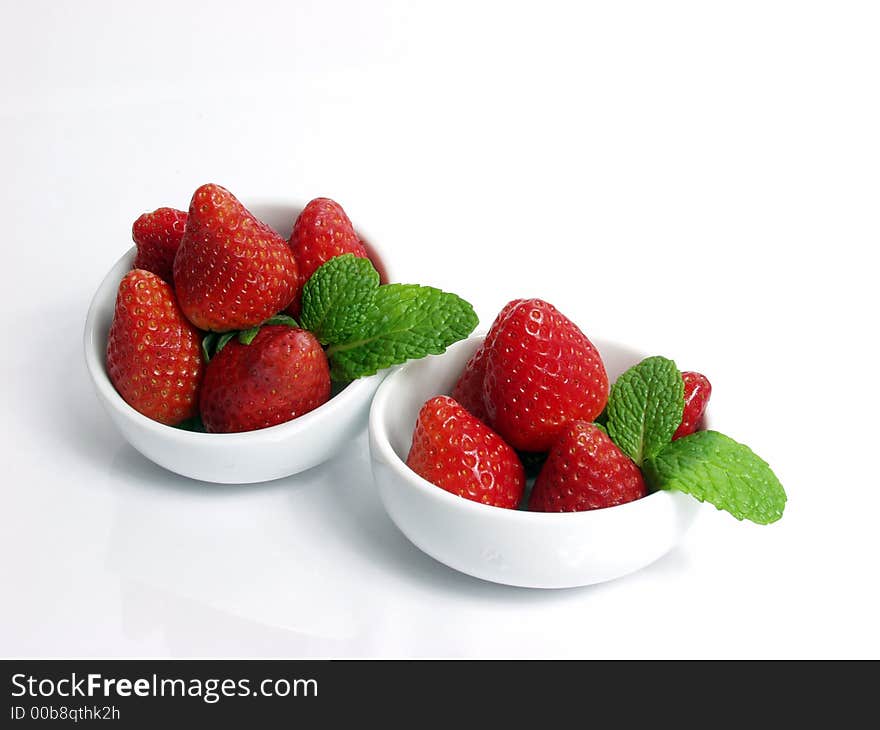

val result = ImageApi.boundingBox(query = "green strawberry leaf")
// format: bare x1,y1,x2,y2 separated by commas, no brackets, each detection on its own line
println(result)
643,430,787,524
326,283,478,380
202,331,236,361
518,450,548,479
175,415,207,432
238,326,260,345
215,331,236,354
203,315,299,359
300,254,380,345
201,333,217,363
606,356,684,466
263,314,299,328
236,314,299,347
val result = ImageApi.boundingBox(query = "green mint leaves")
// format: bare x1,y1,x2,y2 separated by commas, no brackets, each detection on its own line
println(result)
606,356,684,467
302,255,478,381
605,356,786,524
325,284,478,380
644,431,787,524
300,254,379,344
198,255,476,379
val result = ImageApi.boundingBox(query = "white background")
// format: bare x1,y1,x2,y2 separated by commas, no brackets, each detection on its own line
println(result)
2,0,878,658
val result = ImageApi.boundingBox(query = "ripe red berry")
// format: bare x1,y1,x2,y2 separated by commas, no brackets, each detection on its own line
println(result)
673,371,712,440
483,299,609,452
406,395,525,509
174,184,299,331
529,421,646,512
199,326,330,433
106,269,203,425
286,198,368,316
132,207,187,284
451,299,525,423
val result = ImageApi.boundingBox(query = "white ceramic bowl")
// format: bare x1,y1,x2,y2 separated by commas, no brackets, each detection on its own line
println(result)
369,336,702,588
84,201,390,484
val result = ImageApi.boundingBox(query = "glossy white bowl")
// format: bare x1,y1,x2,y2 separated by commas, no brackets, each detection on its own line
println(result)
369,335,702,588
84,201,390,484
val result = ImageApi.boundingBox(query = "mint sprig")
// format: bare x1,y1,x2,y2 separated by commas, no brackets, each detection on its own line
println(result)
198,256,476,378
601,355,786,524
643,430,787,524
300,254,379,344
325,283,477,380
606,356,684,466
301,257,478,381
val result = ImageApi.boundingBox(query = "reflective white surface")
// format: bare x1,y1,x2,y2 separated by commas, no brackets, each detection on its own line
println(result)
2,1,879,658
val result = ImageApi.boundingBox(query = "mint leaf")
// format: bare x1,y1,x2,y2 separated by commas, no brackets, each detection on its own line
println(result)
296,255,477,379
326,284,478,380
643,430,786,524
300,254,379,345
606,356,684,466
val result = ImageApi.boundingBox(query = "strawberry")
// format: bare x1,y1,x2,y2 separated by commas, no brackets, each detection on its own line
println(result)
406,395,525,509
173,184,299,332
673,371,712,440
106,269,203,425
451,298,525,422
529,421,646,512
132,207,187,284
287,197,368,315
483,298,609,452
199,325,330,433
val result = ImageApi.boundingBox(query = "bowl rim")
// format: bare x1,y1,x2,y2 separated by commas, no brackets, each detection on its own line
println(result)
84,206,391,442
369,334,688,522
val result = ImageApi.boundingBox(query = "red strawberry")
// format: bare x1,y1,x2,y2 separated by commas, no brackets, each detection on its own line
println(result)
406,396,525,509
673,371,712,440
132,207,187,283
287,198,368,315
106,269,203,425
199,325,330,433
529,421,646,512
451,299,525,422
173,184,299,332
483,299,609,452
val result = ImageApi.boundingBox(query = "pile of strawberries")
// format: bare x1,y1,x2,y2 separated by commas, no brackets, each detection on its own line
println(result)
406,299,711,513
107,184,370,433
